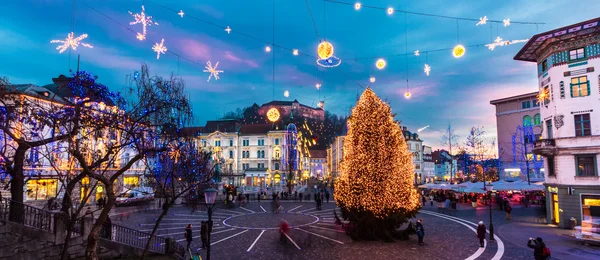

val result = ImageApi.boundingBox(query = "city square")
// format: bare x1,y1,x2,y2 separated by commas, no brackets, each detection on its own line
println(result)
1,1,600,260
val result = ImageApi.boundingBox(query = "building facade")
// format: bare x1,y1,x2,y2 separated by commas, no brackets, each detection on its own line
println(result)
422,145,435,183
490,92,545,182
403,127,423,184
327,136,345,180
432,149,457,182
516,17,600,229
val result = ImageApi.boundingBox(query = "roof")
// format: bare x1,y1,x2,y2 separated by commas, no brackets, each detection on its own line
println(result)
202,119,240,133
309,149,327,158
514,17,600,62
402,128,421,141
261,99,323,111
239,124,274,135
489,91,538,105
179,127,205,137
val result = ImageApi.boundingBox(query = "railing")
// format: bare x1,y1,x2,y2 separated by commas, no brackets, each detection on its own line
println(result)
71,217,84,237
100,222,166,254
534,139,555,148
172,242,186,260
0,197,54,232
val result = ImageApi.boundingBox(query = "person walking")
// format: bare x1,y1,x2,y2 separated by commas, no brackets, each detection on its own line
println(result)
421,195,426,207
279,220,290,244
200,221,208,249
527,237,550,260
184,224,193,250
477,221,486,247
505,203,512,220
325,191,330,203
416,219,425,245
299,192,303,202
429,194,434,206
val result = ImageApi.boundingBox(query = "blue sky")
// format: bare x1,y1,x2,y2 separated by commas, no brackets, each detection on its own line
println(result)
1,0,598,148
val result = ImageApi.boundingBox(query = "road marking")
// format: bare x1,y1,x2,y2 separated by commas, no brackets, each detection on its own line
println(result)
211,230,249,246
284,232,302,250
138,224,221,232
420,211,499,260
240,207,255,213
287,206,302,213
219,209,246,215
314,222,339,227
246,230,266,252
161,218,222,221
296,207,318,213
260,206,267,212
174,213,233,217
306,225,345,233
171,228,237,242
297,228,344,244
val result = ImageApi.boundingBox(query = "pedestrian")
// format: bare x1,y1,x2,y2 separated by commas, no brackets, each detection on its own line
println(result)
429,194,434,206
421,195,426,206
245,193,250,203
279,220,290,243
294,191,298,201
299,192,303,202
316,195,322,210
257,192,261,202
505,203,512,220
184,224,193,250
527,237,550,260
200,221,208,249
325,191,330,203
416,219,425,245
477,221,486,248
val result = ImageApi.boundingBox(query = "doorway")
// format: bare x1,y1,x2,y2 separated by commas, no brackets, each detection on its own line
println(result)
552,193,560,224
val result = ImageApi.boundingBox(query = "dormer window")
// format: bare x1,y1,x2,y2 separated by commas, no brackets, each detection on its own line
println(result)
541,59,548,72
569,47,585,61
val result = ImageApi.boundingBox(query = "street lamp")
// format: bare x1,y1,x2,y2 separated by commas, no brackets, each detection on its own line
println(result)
484,182,495,241
204,188,217,260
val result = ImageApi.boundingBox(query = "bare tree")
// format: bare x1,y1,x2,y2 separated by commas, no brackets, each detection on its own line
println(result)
441,122,459,181
464,126,499,182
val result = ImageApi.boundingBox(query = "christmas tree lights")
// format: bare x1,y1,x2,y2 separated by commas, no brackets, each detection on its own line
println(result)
335,88,420,239
51,32,93,53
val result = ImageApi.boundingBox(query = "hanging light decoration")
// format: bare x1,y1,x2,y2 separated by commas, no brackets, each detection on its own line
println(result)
284,90,290,97
317,40,334,59
265,46,272,52
424,64,431,76
370,77,376,83
315,83,321,89
452,44,466,58
354,2,362,10
404,91,412,99
375,58,386,70
293,49,299,56
387,7,394,15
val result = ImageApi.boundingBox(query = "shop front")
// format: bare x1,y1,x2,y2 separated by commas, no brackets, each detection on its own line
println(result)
581,194,600,234
26,178,58,201
548,186,560,225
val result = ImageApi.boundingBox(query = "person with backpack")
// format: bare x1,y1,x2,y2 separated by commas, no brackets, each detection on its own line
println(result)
416,219,425,245
184,224,193,250
527,237,550,260
505,203,512,220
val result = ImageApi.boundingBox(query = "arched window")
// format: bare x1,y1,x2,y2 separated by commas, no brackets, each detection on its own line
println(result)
274,163,280,170
533,114,541,126
261,151,265,158
523,115,532,126
274,147,281,159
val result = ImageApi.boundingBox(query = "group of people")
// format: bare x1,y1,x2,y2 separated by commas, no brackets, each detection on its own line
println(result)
184,221,211,251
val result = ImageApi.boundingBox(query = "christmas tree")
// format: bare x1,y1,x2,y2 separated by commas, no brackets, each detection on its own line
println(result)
335,88,420,240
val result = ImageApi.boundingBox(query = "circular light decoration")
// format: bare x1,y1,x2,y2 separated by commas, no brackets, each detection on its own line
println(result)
265,46,272,52
317,40,334,59
452,44,466,58
284,90,290,97
354,2,362,10
387,7,394,15
375,58,386,70
404,91,412,99
267,108,280,122
316,56,341,67
369,77,376,83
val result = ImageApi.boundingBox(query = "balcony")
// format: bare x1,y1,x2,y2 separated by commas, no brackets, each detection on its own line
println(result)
533,139,557,156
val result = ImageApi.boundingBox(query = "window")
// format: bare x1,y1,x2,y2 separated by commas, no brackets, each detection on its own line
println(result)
274,148,281,158
546,119,553,139
543,86,551,105
521,101,531,109
547,156,555,176
229,151,233,159
215,140,221,147
258,163,264,169
541,59,548,72
228,164,232,171
575,155,596,177
202,140,206,147
275,138,279,145
261,150,265,158
258,139,264,146
532,99,540,107
229,139,233,146
534,114,541,126
243,140,249,146
523,115,532,126
569,47,585,61
560,81,565,99
274,163,279,170
571,76,590,97
575,114,591,137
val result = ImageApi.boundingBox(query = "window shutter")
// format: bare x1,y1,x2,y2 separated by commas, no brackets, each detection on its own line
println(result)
560,81,565,99
587,81,591,96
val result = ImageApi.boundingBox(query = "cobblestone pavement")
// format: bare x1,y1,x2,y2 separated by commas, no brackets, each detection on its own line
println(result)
117,201,515,260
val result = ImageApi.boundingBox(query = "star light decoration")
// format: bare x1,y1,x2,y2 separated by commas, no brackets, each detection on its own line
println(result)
129,5,158,41
485,36,529,50
284,90,290,97
293,49,299,56
50,32,93,53
178,10,184,18
203,61,223,82
225,26,232,34
152,38,167,59
414,50,420,56
536,87,550,105
476,16,488,26
168,143,181,163
424,64,431,76
503,18,511,27
315,83,321,89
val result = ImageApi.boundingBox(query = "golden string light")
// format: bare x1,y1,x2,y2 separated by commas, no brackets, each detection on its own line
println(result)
452,44,466,58
335,88,420,218
267,108,280,122
375,58,387,70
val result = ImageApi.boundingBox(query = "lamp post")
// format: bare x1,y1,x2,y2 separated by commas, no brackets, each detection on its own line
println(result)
484,182,495,241
203,188,217,260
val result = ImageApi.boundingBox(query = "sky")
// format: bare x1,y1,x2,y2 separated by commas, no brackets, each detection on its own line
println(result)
1,0,599,149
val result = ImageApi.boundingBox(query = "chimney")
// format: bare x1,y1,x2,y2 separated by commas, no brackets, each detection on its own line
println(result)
403,126,407,131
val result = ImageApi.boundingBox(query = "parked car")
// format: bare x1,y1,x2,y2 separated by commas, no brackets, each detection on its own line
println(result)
115,191,154,206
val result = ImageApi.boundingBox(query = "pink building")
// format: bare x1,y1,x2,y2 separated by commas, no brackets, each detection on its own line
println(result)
490,92,544,181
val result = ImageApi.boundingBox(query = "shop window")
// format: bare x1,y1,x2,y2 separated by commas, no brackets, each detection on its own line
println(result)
575,114,591,137
123,176,139,188
576,154,597,177
581,195,600,234
26,179,58,200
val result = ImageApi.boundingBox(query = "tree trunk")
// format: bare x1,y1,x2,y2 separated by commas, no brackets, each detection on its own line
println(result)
60,176,86,260
140,200,172,260
85,183,115,260
9,145,27,223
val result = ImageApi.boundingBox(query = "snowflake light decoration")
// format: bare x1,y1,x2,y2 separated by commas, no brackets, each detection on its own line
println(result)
203,61,223,82
424,64,431,76
168,144,181,163
178,10,185,18
128,5,158,41
284,90,290,97
51,32,93,53
225,26,232,34
152,38,167,59
476,16,488,26
536,87,550,105
315,83,321,89
485,36,529,51
503,18,511,27
414,50,420,56
293,49,299,56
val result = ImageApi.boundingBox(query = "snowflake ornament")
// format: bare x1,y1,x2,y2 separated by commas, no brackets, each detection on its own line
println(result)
51,32,93,53
476,16,488,26
414,50,420,56
424,64,431,76
178,10,185,18
225,26,232,34
203,61,224,82
503,18,511,27
152,38,167,59
129,5,158,41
